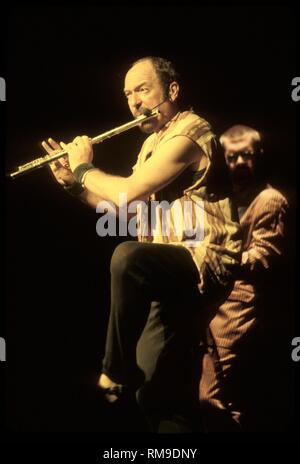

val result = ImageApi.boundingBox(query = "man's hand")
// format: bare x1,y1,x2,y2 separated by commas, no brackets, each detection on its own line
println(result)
60,135,94,172
42,138,76,186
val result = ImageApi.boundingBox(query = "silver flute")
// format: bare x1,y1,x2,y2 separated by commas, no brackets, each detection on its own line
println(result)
8,109,159,180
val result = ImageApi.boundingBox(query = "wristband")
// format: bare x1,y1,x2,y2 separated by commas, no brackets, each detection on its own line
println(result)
81,169,93,187
73,163,95,184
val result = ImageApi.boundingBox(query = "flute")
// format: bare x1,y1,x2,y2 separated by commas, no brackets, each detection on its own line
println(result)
8,108,159,180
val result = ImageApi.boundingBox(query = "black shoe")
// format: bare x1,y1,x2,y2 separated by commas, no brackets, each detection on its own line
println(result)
100,384,128,403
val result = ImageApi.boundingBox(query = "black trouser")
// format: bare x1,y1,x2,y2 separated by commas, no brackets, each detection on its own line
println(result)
101,241,208,430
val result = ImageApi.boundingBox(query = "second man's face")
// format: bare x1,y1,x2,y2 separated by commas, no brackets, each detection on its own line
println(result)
224,137,256,184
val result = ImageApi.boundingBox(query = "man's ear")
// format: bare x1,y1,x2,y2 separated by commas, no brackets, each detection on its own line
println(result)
168,81,179,102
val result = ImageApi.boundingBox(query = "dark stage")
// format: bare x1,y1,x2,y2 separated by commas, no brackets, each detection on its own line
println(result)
2,4,298,443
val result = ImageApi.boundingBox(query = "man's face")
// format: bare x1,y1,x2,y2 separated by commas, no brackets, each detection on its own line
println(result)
124,60,174,133
224,135,257,186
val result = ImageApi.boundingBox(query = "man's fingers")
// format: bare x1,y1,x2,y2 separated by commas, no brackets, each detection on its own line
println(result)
42,139,65,160
73,136,82,145
73,135,91,145
41,140,53,155
60,141,68,150
61,141,75,154
82,135,92,149
48,138,62,150
41,139,69,166
49,160,61,171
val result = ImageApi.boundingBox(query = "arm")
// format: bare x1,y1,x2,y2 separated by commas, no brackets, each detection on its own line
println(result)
43,138,137,217
78,189,106,209
241,192,289,276
63,135,202,208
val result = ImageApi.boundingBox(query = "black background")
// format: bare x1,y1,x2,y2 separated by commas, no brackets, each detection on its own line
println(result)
1,2,299,448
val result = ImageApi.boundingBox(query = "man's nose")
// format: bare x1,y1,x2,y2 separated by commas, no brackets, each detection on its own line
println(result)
236,155,246,165
130,93,142,109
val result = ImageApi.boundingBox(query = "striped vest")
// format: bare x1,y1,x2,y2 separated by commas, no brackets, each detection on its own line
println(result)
132,110,241,294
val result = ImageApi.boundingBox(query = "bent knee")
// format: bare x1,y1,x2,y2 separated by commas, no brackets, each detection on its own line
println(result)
110,241,142,275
